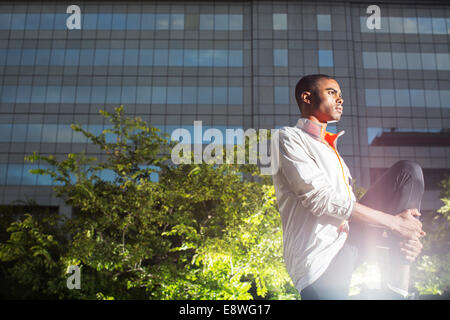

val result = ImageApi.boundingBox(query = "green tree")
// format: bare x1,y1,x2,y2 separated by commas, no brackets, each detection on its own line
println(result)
0,106,297,300
411,176,450,296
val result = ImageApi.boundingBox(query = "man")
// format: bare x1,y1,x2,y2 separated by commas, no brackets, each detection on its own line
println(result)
271,74,425,299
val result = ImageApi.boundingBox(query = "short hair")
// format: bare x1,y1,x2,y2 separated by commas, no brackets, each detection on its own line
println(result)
294,74,335,112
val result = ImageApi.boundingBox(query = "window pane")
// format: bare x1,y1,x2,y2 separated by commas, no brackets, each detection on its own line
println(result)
199,50,213,66
46,86,61,103
363,52,377,68
213,87,227,104
317,14,331,31
432,18,446,34
377,52,392,69
11,14,26,29
273,13,287,30
106,86,121,104
404,17,418,33
31,86,46,103
228,87,243,105
97,13,112,29
229,50,243,67
94,49,109,65
79,49,94,66
169,49,183,66
229,14,243,30
83,14,97,29
410,89,425,107
126,13,141,29
7,164,23,184
91,86,106,103
421,53,436,70
200,14,214,30
182,87,197,104
124,49,138,66
156,14,169,30
152,87,166,104
121,86,136,104
365,89,380,106
274,49,288,66
0,125,12,142
171,14,184,30
167,86,182,104
425,90,440,107
12,124,27,142
16,86,31,103
7,49,21,65
213,50,227,67
439,91,450,108
139,49,153,66
136,86,151,104
389,17,403,33
215,14,228,31
65,49,80,66
392,52,407,69
21,49,35,65
183,49,198,66
154,49,169,66
0,14,12,29
27,125,42,142
61,86,76,103
380,89,395,106
318,50,333,67
111,13,126,30
109,49,123,65
418,17,433,34
406,53,421,70
436,53,450,70
274,86,289,104
395,89,410,107
141,14,155,29
198,87,212,104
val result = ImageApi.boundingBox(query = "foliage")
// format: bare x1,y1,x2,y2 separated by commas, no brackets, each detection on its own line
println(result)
0,106,297,300
411,176,450,296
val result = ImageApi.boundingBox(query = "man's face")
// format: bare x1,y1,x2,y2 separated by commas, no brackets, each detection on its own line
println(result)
311,78,344,122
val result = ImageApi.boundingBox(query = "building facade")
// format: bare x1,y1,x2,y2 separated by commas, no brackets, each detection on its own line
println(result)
0,0,449,215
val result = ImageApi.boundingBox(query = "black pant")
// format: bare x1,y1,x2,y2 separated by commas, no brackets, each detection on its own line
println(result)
300,160,425,300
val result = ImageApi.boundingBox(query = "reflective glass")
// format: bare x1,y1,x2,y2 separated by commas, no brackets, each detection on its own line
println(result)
421,53,436,70
403,17,418,33
109,49,123,65
418,17,433,34
395,89,410,107
389,17,403,33
154,49,169,66
126,13,141,29
228,87,243,105
410,89,425,107
363,52,377,68
318,50,333,67
274,86,289,104
215,14,228,30
213,87,227,104
167,86,182,104
0,14,12,29
171,14,184,30
229,15,243,30
169,49,183,66
141,14,155,29
432,18,446,34
156,14,169,30
229,50,243,67
21,49,35,65
136,86,151,104
436,53,450,70
317,14,331,31
0,125,12,142
406,53,421,70
439,91,450,108
42,125,57,143
46,86,61,103
83,13,98,29
106,86,121,104
183,50,198,66
16,85,32,103
182,87,197,104
377,52,392,69
392,52,407,69
200,14,214,30
365,89,380,107
198,87,212,104
425,90,441,108
121,86,136,104
61,86,76,103
213,50,227,67
273,13,287,30
65,49,80,66
124,49,138,66
111,13,126,30
152,87,166,104
97,13,113,30
380,89,395,106
273,49,288,66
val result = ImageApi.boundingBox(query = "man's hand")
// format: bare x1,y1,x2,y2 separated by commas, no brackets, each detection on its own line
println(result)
399,238,423,263
391,208,426,240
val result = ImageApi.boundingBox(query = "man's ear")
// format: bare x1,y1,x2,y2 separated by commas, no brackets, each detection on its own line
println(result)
301,91,312,105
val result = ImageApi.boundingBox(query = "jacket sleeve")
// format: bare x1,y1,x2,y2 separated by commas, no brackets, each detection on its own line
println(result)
277,128,354,221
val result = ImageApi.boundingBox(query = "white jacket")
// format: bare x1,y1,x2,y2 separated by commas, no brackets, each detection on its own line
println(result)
271,118,356,292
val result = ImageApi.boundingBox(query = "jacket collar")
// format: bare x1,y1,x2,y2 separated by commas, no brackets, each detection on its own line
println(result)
296,118,345,149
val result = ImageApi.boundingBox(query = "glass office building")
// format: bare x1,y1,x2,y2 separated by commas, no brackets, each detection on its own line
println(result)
0,0,449,215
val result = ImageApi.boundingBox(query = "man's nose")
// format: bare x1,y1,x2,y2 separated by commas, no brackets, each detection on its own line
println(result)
337,96,344,105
